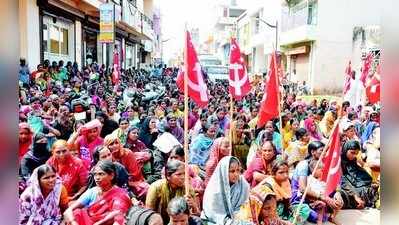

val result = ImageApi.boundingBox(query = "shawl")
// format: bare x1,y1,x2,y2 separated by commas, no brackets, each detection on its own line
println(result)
189,133,214,167
202,156,250,225
19,167,63,225
304,118,322,141
205,137,231,185
360,121,378,146
139,118,158,149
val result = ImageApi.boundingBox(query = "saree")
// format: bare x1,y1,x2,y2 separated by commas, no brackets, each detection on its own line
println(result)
19,122,33,162
236,184,287,225
205,137,231,185
145,178,192,223
202,156,250,225
261,176,310,225
339,146,378,209
74,186,131,225
19,167,63,225
47,155,88,196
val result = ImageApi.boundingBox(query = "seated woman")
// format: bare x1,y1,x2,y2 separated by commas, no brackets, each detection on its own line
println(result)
69,119,104,169
231,117,252,169
104,133,148,200
167,197,203,225
87,146,129,190
165,114,184,144
205,137,231,185
47,140,88,201
189,122,217,170
20,132,52,180
64,160,132,225
339,140,379,209
319,111,336,138
202,156,250,225
19,164,69,225
244,140,279,187
111,117,130,145
19,122,33,162
167,146,205,203
259,160,310,224
124,126,152,173
138,117,159,150
236,183,292,225
290,141,343,224
146,159,199,224
283,128,310,171
304,118,326,144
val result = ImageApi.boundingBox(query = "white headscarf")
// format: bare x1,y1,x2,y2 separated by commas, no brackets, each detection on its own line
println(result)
202,156,250,225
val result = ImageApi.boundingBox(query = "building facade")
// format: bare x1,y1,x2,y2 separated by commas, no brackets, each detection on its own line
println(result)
19,0,160,71
280,0,380,94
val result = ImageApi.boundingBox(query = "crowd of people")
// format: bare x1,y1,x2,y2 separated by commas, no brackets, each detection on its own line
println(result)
18,58,380,225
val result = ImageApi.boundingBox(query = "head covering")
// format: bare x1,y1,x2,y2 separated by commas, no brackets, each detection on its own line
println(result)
205,138,231,183
203,156,250,225
236,183,276,224
304,118,322,141
19,166,63,225
361,121,379,146
319,111,335,137
19,123,33,161
31,132,50,159
341,141,372,189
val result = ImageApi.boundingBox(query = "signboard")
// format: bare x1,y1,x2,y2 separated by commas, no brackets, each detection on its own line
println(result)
286,46,309,55
99,3,114,43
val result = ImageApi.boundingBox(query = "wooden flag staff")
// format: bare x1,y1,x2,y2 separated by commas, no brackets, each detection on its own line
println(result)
183,26,190,195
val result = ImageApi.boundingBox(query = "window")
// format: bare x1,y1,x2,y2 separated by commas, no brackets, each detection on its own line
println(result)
42,24,48,52
308,2,317,25
50,25,60,54
60,28,69,55
43,16,74,62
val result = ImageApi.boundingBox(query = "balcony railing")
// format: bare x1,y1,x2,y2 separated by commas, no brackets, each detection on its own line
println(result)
281,1,317,32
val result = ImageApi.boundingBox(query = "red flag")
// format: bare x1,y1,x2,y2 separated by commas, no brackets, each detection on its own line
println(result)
229,38,251,100
360,53,373,86
343,60,352,94
321,123,342,196
112,50,120,85
176,31,209,107
257,52,279,128
366,64,380,104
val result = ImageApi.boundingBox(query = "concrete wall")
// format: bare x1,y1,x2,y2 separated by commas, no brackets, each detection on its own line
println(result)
311,0,381,94
19,0,40,71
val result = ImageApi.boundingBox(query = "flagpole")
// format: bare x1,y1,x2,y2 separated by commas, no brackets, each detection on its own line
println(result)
229,94,234,150
291,118,341,224
183,26,190,196
275,51,284,150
